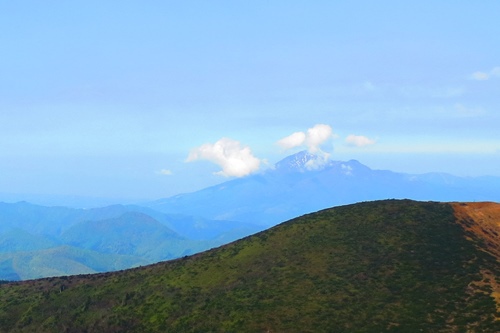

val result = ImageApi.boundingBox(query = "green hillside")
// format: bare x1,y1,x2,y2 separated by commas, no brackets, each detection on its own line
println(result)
0,200,499,332
60,212,196,261
0,245,149,280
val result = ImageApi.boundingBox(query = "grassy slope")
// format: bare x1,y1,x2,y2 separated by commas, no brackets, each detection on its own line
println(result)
0,200,499,332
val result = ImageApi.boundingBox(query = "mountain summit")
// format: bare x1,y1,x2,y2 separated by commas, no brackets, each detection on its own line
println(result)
274,150,331,172
273,150,365,174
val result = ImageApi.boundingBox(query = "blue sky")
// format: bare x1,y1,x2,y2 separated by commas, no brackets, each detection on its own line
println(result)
1,1,499,202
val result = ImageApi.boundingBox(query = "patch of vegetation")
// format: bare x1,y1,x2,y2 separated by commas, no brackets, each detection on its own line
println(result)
0,200,499,332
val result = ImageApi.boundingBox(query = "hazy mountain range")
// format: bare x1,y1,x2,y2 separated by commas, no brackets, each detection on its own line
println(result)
147,150,500,226
1,200,499,332
0,203,260,280
1,151,499,280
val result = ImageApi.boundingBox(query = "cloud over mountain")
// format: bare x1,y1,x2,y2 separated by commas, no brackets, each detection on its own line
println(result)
187,124,377,177
345,134,376,147
278,124,334,153
277,124,334,169
277,131,306,150
186,138,261,177
306,124,333,153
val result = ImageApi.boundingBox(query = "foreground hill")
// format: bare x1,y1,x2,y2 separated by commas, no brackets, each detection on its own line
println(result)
1,200,499,332
147,151,500,226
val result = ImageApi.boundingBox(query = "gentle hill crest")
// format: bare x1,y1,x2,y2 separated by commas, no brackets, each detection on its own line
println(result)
1,200,499,332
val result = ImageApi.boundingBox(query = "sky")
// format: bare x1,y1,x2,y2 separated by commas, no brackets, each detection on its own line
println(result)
1,1,499,204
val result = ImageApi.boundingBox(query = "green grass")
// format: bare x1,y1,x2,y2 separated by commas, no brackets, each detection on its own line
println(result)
0,200,499,332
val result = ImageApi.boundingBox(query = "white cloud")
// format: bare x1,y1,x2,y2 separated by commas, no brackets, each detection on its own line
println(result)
471,67,500,81
277,124,334,169
277,131,306,150
159,169,173,175
306,124,333,153
304,154,330,170
186,138,261,177
345,134,376,147
278,124,334,152
471,71,489,81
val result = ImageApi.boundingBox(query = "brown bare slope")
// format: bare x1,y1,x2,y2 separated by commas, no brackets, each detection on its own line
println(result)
453,202,500,312
453,202,500,261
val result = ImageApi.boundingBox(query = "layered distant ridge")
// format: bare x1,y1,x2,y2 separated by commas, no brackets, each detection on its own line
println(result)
147,151,500,226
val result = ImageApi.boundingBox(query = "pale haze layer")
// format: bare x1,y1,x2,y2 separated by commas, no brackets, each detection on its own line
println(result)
1,1,499,203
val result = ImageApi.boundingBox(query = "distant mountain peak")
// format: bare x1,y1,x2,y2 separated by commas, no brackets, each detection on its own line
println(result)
274,150,332,172
339,159,371,175
273,151,370,175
